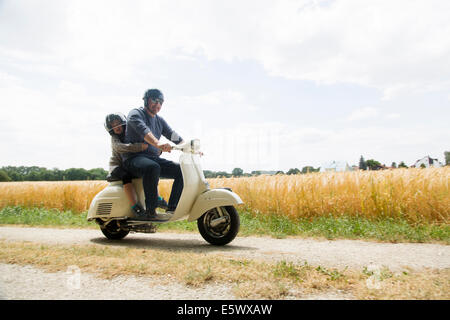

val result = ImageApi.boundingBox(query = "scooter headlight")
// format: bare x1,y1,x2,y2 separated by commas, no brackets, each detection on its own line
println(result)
191,139,201,152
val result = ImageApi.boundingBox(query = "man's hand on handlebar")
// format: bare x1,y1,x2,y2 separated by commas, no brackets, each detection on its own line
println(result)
158,143,172,152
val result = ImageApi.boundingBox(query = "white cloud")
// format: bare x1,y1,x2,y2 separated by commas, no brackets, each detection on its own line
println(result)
2,0,449,94
170,90,258,114
0,0,68,54
0,73,138,169
347,107,379,121
0,70,22,86
256,0,450,97
1,0,449,172
187,122,450,171
385,113,401,120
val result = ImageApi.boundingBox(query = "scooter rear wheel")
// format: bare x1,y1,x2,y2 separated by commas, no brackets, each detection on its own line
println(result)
197,206,240,246
99,220,130,240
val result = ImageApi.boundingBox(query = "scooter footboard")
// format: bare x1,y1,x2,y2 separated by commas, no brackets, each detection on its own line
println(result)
187,188,243,222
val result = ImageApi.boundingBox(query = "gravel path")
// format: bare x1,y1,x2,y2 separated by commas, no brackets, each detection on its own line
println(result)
1,226,449,300
0,263,236,300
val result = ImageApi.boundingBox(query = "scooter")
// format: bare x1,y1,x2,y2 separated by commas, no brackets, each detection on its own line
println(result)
87,139,243,246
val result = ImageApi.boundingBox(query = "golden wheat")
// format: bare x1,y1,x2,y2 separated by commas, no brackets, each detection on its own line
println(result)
0,181,107,213
1,167,448,223
205,167,449,223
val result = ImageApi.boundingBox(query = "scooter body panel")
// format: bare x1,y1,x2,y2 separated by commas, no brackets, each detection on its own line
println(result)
87,179,145,221
187,188,243,222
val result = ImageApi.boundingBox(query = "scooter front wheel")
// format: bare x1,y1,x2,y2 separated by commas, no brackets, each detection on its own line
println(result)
197,206,240,246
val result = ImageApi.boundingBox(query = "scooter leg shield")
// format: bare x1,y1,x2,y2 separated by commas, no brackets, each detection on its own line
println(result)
187,189,243,222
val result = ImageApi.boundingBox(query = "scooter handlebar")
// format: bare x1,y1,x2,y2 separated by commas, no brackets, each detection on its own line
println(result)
171,145,184,151
171,139,203,155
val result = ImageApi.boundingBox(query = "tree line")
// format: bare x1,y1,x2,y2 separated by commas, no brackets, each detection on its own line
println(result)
204,166,320,178
1,151,448,182
0,165,318,181
0,166,108,182
359,151,450,171
358,156,409,170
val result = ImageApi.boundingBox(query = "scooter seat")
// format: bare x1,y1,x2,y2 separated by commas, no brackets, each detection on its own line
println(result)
106,174,121,182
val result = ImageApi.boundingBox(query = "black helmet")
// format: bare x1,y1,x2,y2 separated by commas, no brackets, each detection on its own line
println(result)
104,113,126,135
143,88,164,107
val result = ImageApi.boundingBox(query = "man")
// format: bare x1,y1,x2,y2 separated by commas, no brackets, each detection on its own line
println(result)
122,89,184,221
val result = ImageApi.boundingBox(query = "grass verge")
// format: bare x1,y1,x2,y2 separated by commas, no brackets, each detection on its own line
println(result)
0,206,93,228
0,206,448,244
239,210,450,244
1,240,448,299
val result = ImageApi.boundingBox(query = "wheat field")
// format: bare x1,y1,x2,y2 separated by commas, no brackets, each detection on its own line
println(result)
204,167,449,224
0,181,107,214
1,167,449,223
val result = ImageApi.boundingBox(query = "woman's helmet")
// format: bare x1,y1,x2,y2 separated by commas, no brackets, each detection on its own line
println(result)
104,113,126,135
143,88,164,108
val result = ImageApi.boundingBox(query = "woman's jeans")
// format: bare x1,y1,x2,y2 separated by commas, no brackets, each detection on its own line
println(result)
124,155,183,211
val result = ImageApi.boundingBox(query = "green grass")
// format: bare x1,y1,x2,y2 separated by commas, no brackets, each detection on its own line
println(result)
239,210,449,243
0,206,93,228
0,206,448,244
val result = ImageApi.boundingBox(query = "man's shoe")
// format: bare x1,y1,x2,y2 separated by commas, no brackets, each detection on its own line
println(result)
157,196,169,210
145,209,171,222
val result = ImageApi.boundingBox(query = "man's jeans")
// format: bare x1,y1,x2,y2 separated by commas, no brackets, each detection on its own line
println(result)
124,155,183,211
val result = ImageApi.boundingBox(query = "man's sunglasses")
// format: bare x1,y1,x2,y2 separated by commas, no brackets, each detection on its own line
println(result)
152,98,164,105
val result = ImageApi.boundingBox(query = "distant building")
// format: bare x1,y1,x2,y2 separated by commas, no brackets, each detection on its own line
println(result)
412,156,443,168
259,170,278,175
319,161,352,172
250,170,278,176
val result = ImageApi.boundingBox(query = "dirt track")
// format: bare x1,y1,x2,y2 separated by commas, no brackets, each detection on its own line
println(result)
1,226,449,299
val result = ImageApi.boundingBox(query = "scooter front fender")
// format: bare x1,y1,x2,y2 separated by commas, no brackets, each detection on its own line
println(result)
187,188,243,222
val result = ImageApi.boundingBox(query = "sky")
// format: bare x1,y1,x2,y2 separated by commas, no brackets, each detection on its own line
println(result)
1,0,449,173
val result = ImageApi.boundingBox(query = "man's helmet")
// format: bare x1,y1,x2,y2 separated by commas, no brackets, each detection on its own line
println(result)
143,88,164,107
104,113,126,135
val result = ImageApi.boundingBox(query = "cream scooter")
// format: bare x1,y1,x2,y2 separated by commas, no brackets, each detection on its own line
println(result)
87,139,243,246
